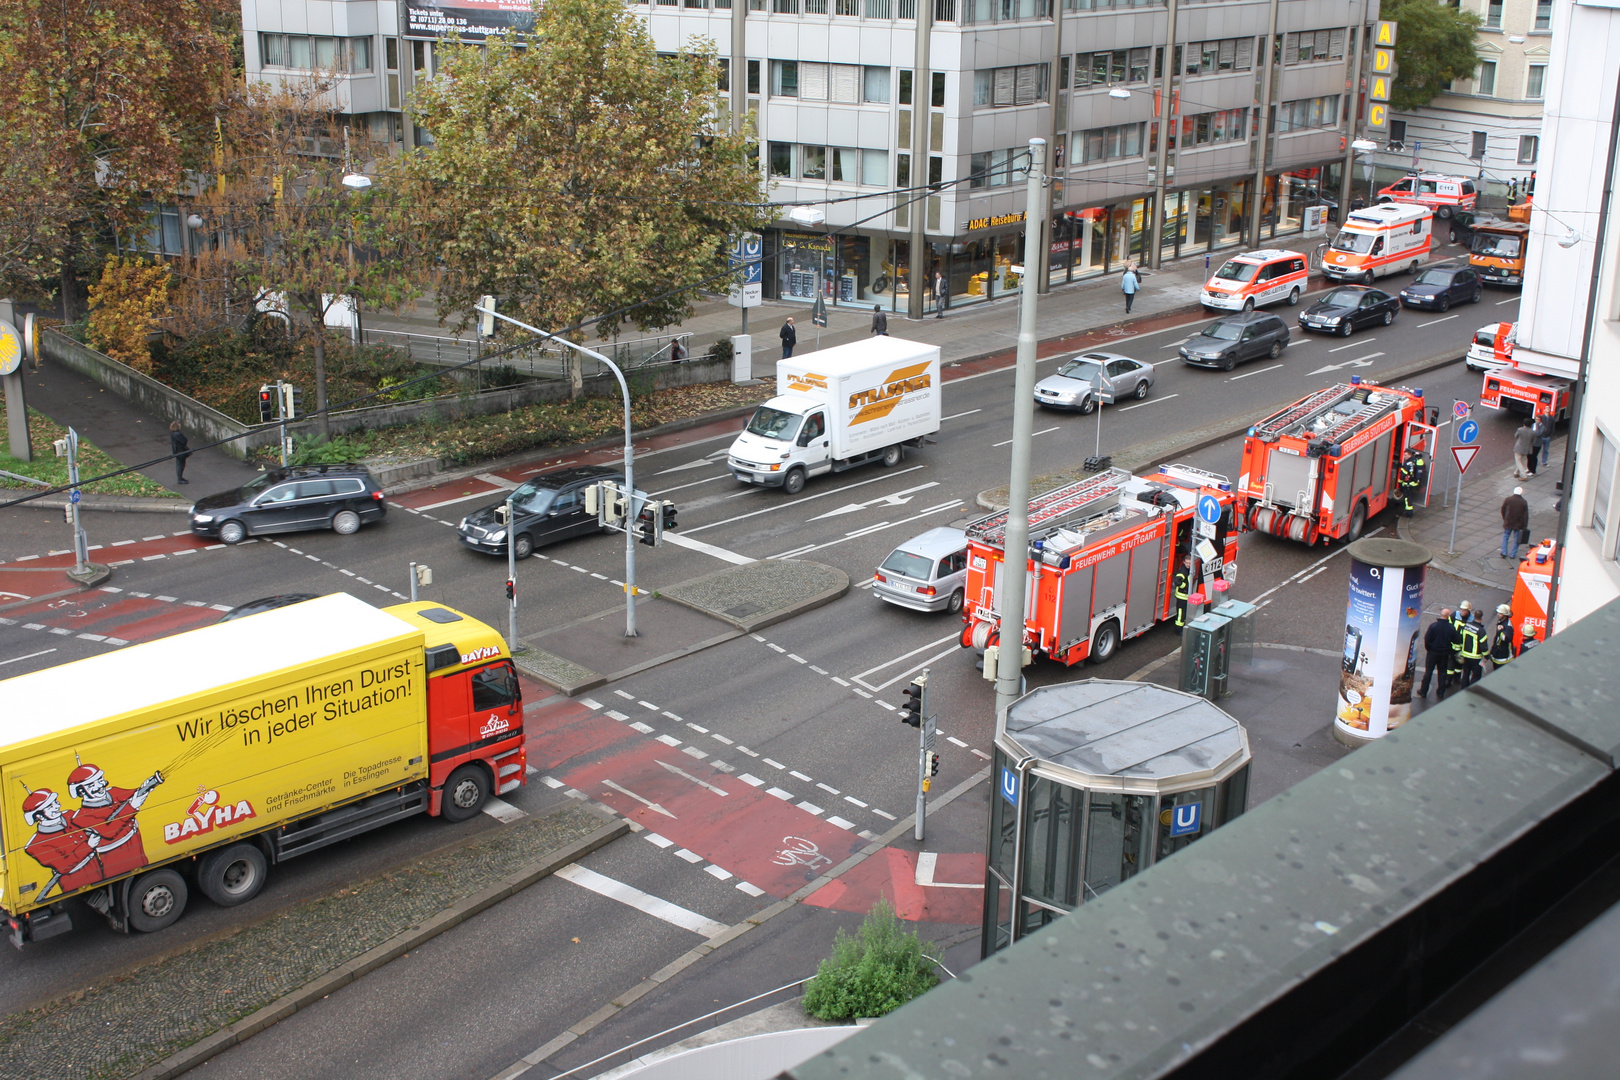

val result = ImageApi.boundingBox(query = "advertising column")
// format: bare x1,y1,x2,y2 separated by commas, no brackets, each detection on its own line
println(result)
1335,538,1432,746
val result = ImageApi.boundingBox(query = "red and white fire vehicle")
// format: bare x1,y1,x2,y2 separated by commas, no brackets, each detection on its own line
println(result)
960,465,1241,667
1476,323,1573,419
1236,378,1437,545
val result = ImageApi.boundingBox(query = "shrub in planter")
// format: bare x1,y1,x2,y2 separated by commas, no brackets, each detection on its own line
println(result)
801,898,940,1022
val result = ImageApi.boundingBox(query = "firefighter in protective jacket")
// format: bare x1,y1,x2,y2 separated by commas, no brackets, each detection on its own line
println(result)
1458,612,1488,688
1173,554,1192,631
1489,604,1516,668
1397,442,1428,517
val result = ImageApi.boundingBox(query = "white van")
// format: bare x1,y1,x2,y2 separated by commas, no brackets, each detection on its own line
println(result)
728,337,942,495
1322,204,1432,284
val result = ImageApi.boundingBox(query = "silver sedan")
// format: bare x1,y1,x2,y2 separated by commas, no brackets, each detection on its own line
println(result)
1033,352,1155,414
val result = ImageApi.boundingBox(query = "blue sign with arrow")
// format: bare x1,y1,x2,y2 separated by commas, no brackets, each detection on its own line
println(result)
1457,419,1479,445
1197,494,1222,525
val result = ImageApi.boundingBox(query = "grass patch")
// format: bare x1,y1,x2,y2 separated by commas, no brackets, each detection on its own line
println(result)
0,404,173,497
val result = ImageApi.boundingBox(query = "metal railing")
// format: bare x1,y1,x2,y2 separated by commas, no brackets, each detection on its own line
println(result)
359,326,696,386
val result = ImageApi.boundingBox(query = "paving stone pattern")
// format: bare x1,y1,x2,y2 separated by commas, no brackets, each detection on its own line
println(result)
663,561,847,627
0,806,603,1080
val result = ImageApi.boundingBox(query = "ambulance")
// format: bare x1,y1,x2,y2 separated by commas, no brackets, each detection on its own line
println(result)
1376,173,1479,218
959,465,1240,668
1200,249,1310,312
1511,538,1557,649
1235,378,1437,545
1321,203,1433,284
0,594,526,945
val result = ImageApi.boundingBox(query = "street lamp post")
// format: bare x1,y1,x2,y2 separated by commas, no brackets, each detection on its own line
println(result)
476,305,643,639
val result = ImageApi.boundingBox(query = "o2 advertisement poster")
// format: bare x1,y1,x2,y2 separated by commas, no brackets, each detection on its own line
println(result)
1336,557,1425,740
406,0,537,39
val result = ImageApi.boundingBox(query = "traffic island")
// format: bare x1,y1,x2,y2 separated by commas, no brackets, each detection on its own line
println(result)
516,562,850,694
0,805,625,1080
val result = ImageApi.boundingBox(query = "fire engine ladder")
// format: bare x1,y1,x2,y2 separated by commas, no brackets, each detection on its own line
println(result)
1251,385,1350,439
1317,397,1397,445
967,468,1131,547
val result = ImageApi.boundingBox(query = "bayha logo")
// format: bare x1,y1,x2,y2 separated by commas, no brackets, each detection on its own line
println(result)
460,644,501,665
785,371,828,394
163,788,258,845
479,714,511,739
848,363,932,424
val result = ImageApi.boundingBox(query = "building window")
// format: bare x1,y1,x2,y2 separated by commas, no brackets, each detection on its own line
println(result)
864,66,891,103
1390,119,1407,144
1526,64,1546,99
1282,30,1337,65
260,34,371,72
777,62,860,103
1074,49,1156,87
1471,131,1488,160
800,145,826,180
1477,61,1496,96
1486,0,1502,28
1073,123,1144,164
974,64,1049,107
1594,430,1616,541
1536,0,1552,30
770,60,797,97
861,149,888,186
1519,135,1539,163
769,142,793,177
1275,96,1341,132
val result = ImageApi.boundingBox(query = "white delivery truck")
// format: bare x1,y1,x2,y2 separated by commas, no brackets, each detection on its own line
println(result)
728,337,941,494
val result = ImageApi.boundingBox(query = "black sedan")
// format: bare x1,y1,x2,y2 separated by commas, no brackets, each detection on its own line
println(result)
1400,266,1483,312
458,465,626,560
1297,287,1400,337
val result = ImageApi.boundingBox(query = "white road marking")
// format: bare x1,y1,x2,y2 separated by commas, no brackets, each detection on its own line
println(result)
674,848,703,863
555,863,727,939
656,758,728,795
1496,296,1519,305
766,787,795,801
581,698,603,710
992,426,1058,449
872,808,898,821
645,832,675,848
705,865,733,881
853,632,962,690
941,409,983,422
736,881,766,897
844,795,869,808
661,531,755,564
1419,314,1461,327
1309,352,1386,376
796,801,825,815
0,648,56,667
685,466,927,535
414,488,503,512
771,500,962,560
828,816,857,831
601,778,675,818
790,770,813,782
650,473,730,497
915,852,985,889
808,482,940,522
481,797,526,823
738,773,766,787
1228,363,1284,382
1328,339,1366,353
763,757,786,769
1117,393,1179,412
947,736,969,748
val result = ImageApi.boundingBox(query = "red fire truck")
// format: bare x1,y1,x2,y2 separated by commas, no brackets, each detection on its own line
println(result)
1236,378,1437,545
960,465,1241,667
1476,325,1573,420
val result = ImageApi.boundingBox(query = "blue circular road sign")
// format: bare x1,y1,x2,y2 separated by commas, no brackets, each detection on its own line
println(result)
1457,419,1479,445
1197,494,1222,525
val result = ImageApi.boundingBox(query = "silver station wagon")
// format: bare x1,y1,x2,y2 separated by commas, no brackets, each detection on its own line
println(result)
873,527,969,613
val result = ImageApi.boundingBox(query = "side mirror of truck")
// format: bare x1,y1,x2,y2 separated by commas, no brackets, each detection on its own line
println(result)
797,431,812,447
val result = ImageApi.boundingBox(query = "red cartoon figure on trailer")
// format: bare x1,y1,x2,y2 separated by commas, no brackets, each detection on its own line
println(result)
20,788,103,901
65,761,164,882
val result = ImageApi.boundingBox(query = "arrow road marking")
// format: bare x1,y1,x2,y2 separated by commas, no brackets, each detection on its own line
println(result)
809,481,940,521
915,852,985,889
1308,351,1385,376
686,465,927,535
655,449,730,475
601,778,677,818
656,758,731,796
770,500,962,559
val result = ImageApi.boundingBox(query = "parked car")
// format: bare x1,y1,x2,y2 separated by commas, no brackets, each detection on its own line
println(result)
1034,352,1155,413
1443,209,1498,247
1401,266,1484,311
189,465,386,545
218,593,321,623
1179,312,1290,371
1298,286,1401,337
458,465,631,559
873,527,969,614
1466,322,1514,373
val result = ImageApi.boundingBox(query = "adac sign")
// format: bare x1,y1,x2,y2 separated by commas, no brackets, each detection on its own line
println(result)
967,211,1026,231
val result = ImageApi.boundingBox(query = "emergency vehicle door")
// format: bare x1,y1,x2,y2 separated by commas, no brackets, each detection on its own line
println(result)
1406,418,1437,506
1266,452,1315,511
1368,432,1392,501
1124,534,1163,636
1057,565,1094,653
1091,552,1130,638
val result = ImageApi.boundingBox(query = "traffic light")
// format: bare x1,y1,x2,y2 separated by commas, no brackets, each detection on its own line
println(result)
281,383,303,419
494,502,510,526
929,752,941,777
898,675,927,728
603,483,627,527
660,500,678,532
584,483,601,518
637,505,658,547
258,385,276,423
504,579,515,601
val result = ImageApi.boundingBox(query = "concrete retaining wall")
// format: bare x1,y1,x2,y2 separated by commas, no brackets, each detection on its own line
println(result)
38,331,732,462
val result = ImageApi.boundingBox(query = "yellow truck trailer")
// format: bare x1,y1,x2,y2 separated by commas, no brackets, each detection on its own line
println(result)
0,593,525,946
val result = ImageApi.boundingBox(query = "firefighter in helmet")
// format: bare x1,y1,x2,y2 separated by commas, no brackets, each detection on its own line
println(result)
1397,437,1428,517
1458,608,1488,688
1489,603,1516,668
1173,553,1193,632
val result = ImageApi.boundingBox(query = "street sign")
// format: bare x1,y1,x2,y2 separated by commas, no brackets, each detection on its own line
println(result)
1453,400,1471,419
69,489,80,504
1168,802,1202,837
728,232,763,309
1090,376,1115,405
998,767,1019,806
1457,419,1479,445
1197,519,1217,540
1452,445,1481,474
1197,493,1222,525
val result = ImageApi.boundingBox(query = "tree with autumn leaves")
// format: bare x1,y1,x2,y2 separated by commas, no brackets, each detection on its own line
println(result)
396,0,766,392
0,0,237,316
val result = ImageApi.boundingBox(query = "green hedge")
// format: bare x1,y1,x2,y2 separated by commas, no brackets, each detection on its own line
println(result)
802,899,941,1022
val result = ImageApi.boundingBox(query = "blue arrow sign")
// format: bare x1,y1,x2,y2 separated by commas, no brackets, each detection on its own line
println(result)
69,490,81,504
1457,419,1479,445
1197,493,1222,525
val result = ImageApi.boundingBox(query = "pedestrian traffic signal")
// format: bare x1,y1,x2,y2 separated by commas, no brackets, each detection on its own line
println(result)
929,752,941,777
898,676,927,728
281,383,303,419
258,385,276,423
504,579,515,602
660,500,678,532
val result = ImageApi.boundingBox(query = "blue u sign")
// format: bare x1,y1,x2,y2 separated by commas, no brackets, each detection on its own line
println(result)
1169,802,1202,837
999,767,1019,806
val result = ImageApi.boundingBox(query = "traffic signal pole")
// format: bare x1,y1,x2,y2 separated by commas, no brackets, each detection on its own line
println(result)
478,306,639,638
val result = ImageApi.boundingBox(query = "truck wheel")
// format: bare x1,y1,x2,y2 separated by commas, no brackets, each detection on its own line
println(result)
513,533,534,560
128,869,189,933
198,843,268,907
881,445,902,467
441,764,489,822
331,509,361,535
218,520,247,545
783,468,806,496
1348,501,1369,541
1090,621,1121,665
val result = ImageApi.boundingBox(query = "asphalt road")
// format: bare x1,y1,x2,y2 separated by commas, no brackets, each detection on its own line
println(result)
0,279,1522,1075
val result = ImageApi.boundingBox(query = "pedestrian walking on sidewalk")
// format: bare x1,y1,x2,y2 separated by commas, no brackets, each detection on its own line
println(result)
1419,608,1455,697
871,306,888,336
1121,264,1140,314
168,421,191,485
1534,412,1554,468
1500,486,1529,560
779,317,797,359
1490,604,1516,669
1512,419,1536,478
933,271,949,318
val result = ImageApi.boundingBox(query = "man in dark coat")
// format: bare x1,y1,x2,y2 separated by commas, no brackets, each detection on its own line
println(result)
169,421,191,485
871,306,888,336
779,317,797,359
1500,486,1528,560
1418,608,1455,698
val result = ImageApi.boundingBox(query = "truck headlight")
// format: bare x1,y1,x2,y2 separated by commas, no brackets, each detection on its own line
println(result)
192,514,213,523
